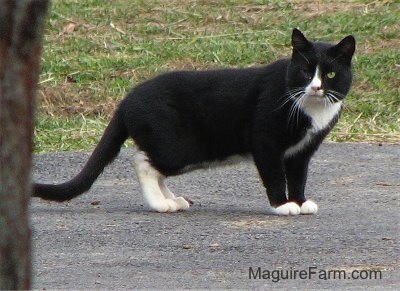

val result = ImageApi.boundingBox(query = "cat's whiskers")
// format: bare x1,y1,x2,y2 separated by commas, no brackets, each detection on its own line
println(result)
325,90,345,108
287,90,307,127
327,90,345,101
325,94,332,103
326,94,336,105
281,88,305,104
278,88,304,108
298,92,309,124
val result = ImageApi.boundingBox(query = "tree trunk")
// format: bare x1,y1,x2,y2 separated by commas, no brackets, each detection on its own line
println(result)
0,0,48,289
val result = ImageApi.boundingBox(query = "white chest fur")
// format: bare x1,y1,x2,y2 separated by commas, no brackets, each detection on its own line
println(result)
284,129,314,157
303,98,342,131
285,98,342,158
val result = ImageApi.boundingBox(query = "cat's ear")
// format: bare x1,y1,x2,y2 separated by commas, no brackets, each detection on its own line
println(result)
332,35,356,64
291,28,312,52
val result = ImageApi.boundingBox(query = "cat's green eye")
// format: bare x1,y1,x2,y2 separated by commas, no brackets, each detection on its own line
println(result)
327,71,336,79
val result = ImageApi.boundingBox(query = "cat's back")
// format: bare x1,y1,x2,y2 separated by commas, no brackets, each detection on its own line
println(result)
127,58,289,104
156,58,289,89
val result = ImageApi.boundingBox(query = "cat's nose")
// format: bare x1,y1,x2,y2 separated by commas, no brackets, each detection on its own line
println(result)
311,86,321,92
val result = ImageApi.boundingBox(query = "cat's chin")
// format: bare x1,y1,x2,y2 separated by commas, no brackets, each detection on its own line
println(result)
272,200,318,216
305,93,325,101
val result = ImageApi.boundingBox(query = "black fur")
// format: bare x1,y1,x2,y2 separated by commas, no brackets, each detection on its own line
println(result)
34,29,355,208
34,111,128,201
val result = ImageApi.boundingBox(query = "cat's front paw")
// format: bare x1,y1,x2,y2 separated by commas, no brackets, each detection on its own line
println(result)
273,202,301,216
300,200,318,215
174,197,191,210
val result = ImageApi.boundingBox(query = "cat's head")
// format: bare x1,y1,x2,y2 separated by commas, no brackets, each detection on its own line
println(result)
286,28,356,103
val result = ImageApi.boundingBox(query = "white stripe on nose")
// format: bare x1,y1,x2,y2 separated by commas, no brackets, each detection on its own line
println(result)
307,66,323,95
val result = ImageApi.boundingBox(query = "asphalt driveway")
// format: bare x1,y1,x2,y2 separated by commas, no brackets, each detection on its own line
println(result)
31,143,399,289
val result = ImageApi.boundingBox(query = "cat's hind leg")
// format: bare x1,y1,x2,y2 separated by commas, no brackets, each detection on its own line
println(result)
158,177,191,210
133,151,190,212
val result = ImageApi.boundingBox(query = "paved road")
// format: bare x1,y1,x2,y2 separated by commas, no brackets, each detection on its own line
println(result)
31,143,399,290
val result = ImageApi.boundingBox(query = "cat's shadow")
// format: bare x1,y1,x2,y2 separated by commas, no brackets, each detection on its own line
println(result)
31,199,276,216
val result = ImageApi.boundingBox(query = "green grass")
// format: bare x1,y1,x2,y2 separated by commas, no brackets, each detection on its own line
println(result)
35,0,400,152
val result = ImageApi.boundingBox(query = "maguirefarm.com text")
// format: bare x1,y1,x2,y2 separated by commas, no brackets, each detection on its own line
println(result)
249,266,383,283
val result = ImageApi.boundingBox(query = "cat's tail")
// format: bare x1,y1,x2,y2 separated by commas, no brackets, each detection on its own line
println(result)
33,108,129,201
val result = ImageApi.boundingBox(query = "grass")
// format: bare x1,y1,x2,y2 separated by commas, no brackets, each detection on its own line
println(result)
35,0,400,153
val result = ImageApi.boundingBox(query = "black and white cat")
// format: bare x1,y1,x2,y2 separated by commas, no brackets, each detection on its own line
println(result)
34,29,355,215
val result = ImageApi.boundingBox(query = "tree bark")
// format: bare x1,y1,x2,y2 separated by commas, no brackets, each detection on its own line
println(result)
0,0,48,289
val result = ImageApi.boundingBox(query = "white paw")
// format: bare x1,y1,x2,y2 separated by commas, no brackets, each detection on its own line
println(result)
149,198,191,213
300,200,318,215
273,202,301,216
164,199,179,212
174,197,191,210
